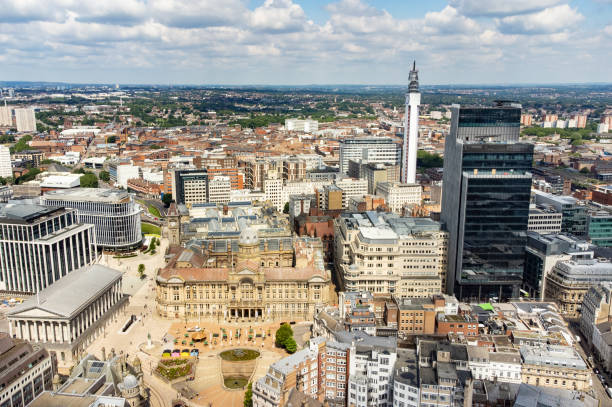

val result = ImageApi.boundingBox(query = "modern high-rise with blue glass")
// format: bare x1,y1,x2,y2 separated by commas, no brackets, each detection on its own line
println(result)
441,102,533,301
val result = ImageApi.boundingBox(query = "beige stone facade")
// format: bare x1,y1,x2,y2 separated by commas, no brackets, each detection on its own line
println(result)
156,230,331,322
335,212,447,297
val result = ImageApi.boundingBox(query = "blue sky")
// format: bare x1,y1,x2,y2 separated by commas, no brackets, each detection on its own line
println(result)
0,0,611,85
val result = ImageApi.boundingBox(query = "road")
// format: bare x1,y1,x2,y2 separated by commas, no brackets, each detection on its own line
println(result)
568,322,611,402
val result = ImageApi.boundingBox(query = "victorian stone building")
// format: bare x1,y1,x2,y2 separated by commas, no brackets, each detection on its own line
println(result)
156,229,331,322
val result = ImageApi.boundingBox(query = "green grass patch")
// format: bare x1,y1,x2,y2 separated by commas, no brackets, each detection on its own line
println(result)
219,349,260,361
141,223,161,235
224,376,248,389
148,205,161,218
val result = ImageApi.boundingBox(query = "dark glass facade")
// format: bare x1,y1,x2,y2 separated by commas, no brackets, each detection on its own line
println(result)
458,107,521,127
458,174,532,300
442,103,533,301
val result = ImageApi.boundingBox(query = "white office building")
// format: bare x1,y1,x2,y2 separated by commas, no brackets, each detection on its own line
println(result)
285,118,318,133
41,188,142,251
0,145,12,178
339,137,401,174
348,343,397,407
375,182,422,214
116,164,140,188
335,177,368,208
15,108,36,132
0,204,97,293
0,104,11,126
207,175,231,204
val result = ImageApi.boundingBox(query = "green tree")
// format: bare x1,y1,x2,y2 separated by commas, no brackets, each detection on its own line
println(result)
138,264,145,279
283,202,289,214
99,170,110,182
284,337,297,354
162,193,173,207
275,323,293,348
416,150,443,168
580,167,590,174
244,382,253,407
80,173,98,188
107,135,117,143
10,135,32,153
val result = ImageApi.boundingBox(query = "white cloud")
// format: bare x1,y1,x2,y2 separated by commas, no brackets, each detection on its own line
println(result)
250,0,307,33
497,5,584,34
424,6,480,34
450,0,562,17
0,0,608,84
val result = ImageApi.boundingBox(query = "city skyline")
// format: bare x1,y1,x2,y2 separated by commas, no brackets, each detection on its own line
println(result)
0,0,611,85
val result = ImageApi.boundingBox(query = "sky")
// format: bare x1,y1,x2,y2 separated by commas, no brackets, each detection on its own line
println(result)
0,0,611,85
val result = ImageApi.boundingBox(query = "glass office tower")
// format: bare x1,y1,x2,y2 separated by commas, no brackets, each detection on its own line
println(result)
441,102,533,301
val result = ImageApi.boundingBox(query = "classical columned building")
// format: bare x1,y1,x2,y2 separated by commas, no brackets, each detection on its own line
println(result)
156,229,331,322
7,265,128,370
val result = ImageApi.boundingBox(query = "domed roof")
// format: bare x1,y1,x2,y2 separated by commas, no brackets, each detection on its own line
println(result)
122,374,139,389
239,227,259,245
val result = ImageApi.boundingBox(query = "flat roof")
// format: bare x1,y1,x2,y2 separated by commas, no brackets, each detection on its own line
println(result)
0,204,65,224
43,188,130,203
8,265,122,319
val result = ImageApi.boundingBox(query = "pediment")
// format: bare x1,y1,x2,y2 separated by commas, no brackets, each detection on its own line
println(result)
308,276,327,283
9,307,65,319
237,268,256,275
168,277,185,284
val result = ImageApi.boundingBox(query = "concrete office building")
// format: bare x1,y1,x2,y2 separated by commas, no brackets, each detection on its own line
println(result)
0,145,12,178
14,108,36,132
441,102,533,301
0,333,54,407
42,188,142,251
334,212,448,296
172,168,208,205
334,177,368,208
0,204,96,294
527,206,562,234
7,265,128,369
116,164,140,188
0,103,11,126
285,118,318,133
207,175,231,204
338,137,401,174
375,182,421,214
587,210,612,247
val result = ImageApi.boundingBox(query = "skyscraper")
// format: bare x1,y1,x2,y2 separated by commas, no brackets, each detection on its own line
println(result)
15,108,36,132
401,61,420,184
441,102,533,301
0,146,12,178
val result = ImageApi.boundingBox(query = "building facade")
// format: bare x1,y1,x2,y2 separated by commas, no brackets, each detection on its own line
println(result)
14,108,36,132
42,188,142,251
441,102,533,301
0,146,11,178
544,256,612,319
520,345,590,391
375,182,421,214
156,230,331,322
338,137,401,174
173,168,208,205
334,212,448,296
0,204,96,293
7,265,128,370
0,334,54,407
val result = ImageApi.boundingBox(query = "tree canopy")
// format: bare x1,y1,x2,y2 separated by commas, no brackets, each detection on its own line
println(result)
80,173,98,188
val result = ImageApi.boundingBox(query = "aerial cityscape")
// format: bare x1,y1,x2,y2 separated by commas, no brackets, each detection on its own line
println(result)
1,1,612,407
